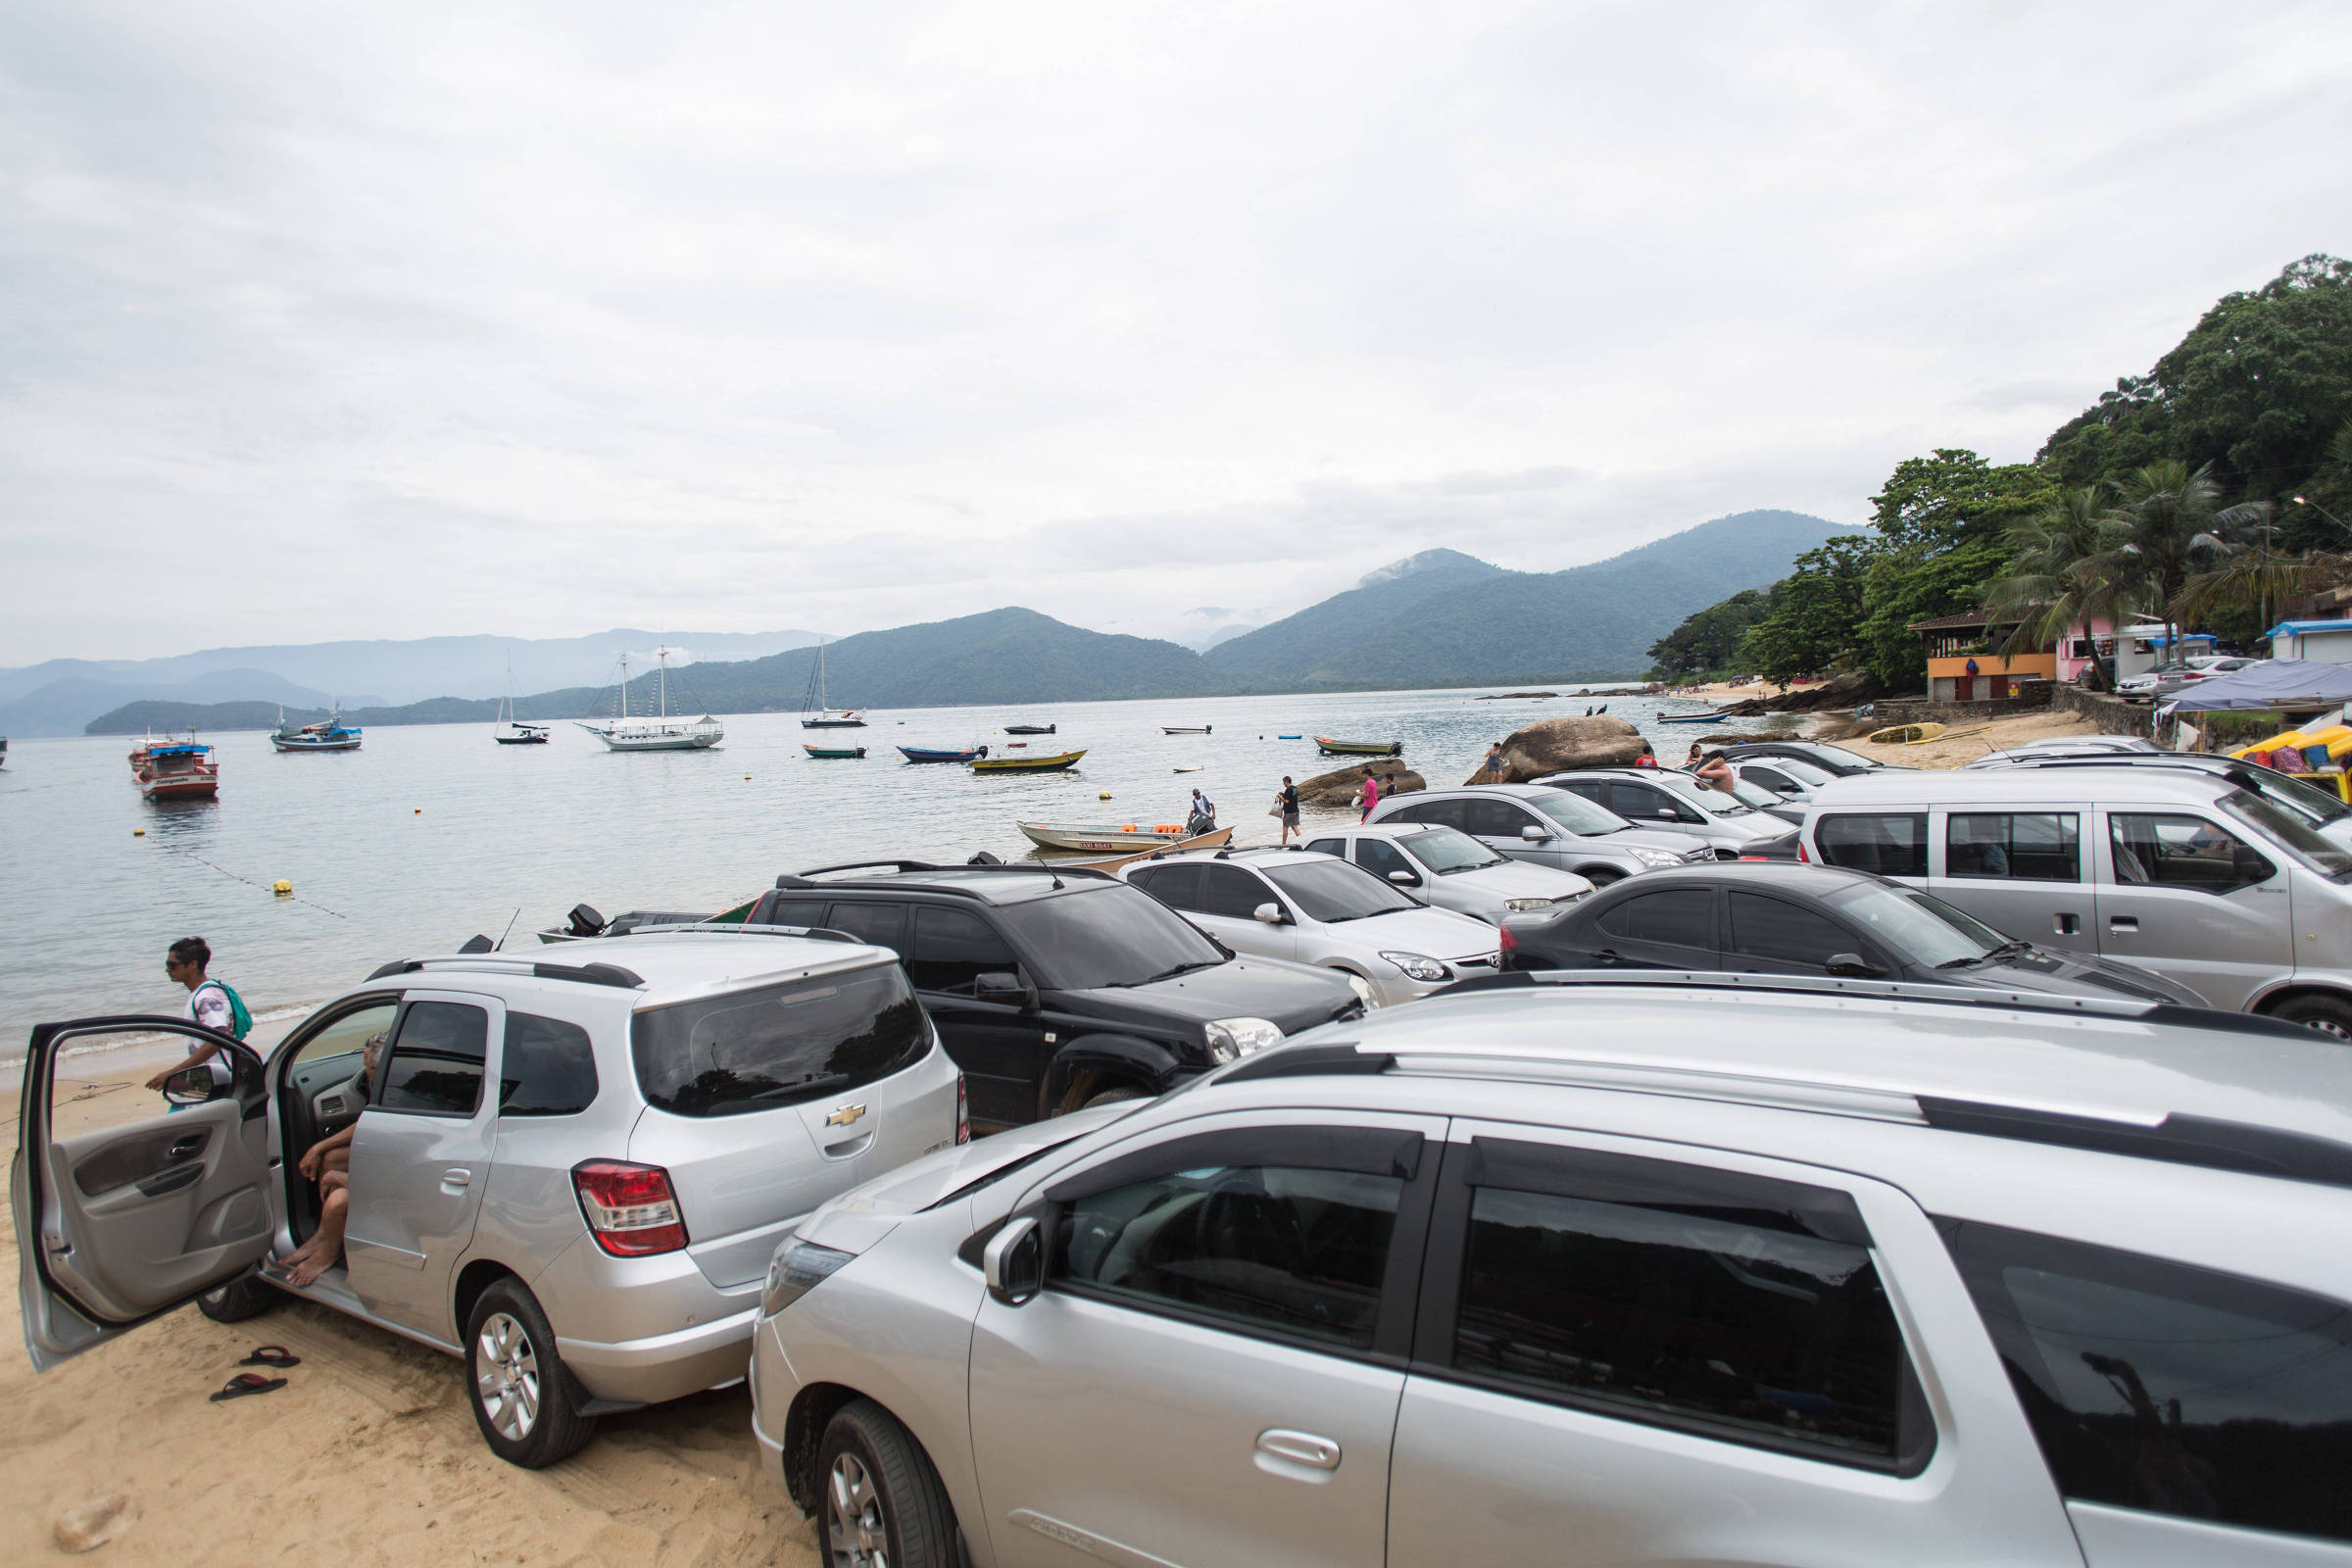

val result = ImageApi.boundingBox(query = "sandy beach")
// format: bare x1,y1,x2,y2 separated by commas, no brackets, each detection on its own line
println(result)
1,1030,824,1567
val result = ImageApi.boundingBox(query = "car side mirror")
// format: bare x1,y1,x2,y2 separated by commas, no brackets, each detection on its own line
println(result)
975,971,1035,1009
159,1065,219,1106
1825,953,1886,979
1519,826,1551,843
984,1215,1044,1306
1386,869,1421,886
1252,902,1289,925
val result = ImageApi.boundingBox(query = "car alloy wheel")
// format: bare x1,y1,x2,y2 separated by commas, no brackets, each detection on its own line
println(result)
474,1310,541,1442
828,1451,891,1567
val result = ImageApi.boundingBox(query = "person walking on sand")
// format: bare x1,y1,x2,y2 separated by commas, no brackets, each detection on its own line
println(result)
1356,770,1382,822
1480,742,1507,782
1276,775,1301,843
145,937,250,1098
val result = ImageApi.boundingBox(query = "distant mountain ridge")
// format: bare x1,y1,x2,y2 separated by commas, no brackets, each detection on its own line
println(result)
78,511,1854,734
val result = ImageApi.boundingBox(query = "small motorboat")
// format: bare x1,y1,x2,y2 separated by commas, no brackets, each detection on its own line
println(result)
1020,821,1212,853
1277,733,1302,740
1160,725,1211,734
1315,736,1402,757
494,724,551,745
901,745,988,763
803,744,867,759
129,737,219,801
1655,710,1732,725
1173,764,1202,773
972,749,1087,773
1005,723,1056,735
272,706,363,752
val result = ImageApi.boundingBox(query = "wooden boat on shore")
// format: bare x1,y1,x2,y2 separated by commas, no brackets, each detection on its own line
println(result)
1020,821,1231,855
1160,725,1211,734
1005,723,1056,735
973,749,1086,773
1655,710,1732,725
1316,736,1402,756
902,745,987,763
129,737,219,801
803,744,866,759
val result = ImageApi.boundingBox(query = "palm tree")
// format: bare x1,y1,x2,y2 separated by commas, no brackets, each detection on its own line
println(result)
1984,486,2146,691
2100,461,2268,667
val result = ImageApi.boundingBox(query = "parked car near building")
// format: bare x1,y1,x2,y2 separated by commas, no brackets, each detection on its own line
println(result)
17,930,964,1467
1297,822,1593,923
1496,860,2204,1004
747,970,2352,1567
1366,783,1711,885
1119,846,1503,1006
742,861,1367,1128
1717,739,1912,776
1800,766,2352,1034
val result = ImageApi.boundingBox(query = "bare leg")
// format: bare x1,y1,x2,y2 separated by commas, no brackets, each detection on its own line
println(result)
279,1169,350,1273
286,1184,349,1288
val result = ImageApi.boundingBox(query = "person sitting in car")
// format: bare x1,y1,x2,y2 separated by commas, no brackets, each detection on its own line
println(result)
276,1030,381,1288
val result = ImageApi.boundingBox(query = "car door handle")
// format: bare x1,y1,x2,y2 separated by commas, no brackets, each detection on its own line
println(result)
2109,916,2138,932
1593,948,1622,965
1254,1429,1341,1470
2053,912,2081,936
441,1167,471,1188
168,1136,205,1160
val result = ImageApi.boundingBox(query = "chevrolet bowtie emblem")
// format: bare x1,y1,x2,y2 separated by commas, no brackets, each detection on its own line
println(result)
825,1103,867,1127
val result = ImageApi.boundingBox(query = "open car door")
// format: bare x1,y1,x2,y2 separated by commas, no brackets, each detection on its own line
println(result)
15,1016,274,1371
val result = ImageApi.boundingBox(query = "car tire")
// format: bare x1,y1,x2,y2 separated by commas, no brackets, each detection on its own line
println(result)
1081,1084,1148,1109
817,1399,959,1568
1583,869,1624,888
196,1268,276,1323
2266,993,2352,1044
465,1278,597,1468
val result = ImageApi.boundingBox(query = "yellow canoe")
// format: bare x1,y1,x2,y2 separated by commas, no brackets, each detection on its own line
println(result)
1867,722,1946,745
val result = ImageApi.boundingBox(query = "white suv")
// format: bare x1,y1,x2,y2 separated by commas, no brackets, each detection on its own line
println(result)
746,971,2352,1567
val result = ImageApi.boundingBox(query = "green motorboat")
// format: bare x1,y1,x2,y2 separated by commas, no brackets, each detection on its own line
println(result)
803,744,867,760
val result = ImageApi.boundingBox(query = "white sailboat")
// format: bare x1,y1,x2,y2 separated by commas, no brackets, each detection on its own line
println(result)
577,647,723,752
800,636,864,728
493,656,549,744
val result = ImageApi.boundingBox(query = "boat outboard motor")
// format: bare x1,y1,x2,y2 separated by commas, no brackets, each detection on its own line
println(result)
566,904,607,938
458,934,495,954
967,850,1003,866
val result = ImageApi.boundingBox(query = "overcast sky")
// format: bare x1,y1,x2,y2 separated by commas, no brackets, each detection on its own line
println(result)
4,1,2349,665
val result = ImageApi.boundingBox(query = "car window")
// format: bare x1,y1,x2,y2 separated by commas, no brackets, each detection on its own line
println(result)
1389,799,1469,831
1609,781,1690,822
1819,882,1998,968
1200,864,1276,920
377,1001,489,1115
1464,798,1543,838
1558,780,1609,808
1726,892,1856,970
1263,858,1420,921
1815,812,1929,878
762,898,828,928
1304,837,1347,858
1743,764,1796,793
1531,791,1635,836
995,883,1227,990
2220,789,2352,875
1947,812,2081,882
631,962,928,1117
1354,838,1416,882
1451,1141,1908,1466
1592,888,1714,948
1943,1220,2352,1545
824,901,909,952
2109,813,2275,894
1772,758,1838,788
906,906,1020,995
1128,860,1204,912
498,1011,598,1116
1054,1161,1405,1350
289,1000,398,1069
1405,826,1506,873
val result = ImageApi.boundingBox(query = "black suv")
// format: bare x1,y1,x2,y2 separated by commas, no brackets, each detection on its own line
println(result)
743,860,1366,1132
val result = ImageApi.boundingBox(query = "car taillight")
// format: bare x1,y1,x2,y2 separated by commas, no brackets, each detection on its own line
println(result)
1496,922,1517,955
571,1160,689,1256
1796,839,1811,863
1739,855,1769,861
956,1072,970,1146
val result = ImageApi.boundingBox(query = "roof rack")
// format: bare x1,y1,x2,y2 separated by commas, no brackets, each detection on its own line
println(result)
779,859,941,887
611,922,859,945
366,956,645,989
1428,967,2192,1023
779,861,1115,893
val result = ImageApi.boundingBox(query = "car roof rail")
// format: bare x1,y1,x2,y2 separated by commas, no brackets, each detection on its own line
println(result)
365,956,646,989
611,921,861,945
780,859,943,887
1430,967,2183,1020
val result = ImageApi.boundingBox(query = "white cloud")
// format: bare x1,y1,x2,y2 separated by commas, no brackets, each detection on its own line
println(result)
3,0,2349,662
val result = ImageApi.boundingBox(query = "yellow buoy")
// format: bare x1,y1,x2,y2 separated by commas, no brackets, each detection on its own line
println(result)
1099,791,1112,800
132,828,145,836
272,880,292,897
414,808,421,814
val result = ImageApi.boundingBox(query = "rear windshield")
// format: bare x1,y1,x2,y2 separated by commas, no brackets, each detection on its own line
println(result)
631,963,929,1117
996,883,1228,991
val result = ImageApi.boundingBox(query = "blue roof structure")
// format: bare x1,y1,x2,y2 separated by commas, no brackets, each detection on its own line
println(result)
2265,618,2352,639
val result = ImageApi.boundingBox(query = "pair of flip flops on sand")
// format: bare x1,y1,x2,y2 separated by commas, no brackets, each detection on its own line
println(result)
210,1345,300,1402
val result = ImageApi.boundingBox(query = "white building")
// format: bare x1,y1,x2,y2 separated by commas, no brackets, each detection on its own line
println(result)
2268,619,2352,665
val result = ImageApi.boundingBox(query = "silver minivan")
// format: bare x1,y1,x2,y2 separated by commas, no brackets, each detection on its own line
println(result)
1800,766,2352,1036
14,930,961,1466
1367,784,1710,885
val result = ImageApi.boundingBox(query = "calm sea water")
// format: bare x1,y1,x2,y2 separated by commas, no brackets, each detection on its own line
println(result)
0,685,1802,1054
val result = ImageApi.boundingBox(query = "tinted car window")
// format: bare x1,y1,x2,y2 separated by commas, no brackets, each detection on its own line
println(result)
824,901,909,952
762,899,828,928
2220,789,2352,875
1531,791,1635,836
1820,882,1998,968
1454,1156,1905,1463
498,1011,598,1116
1816,812,1929,878
1744,764,1797,793
2109,813,2274,894
1055,1163,1403,1349
377,1002,489,1115
906,906,1019,994
995,883,1227,990
1465,799,1543,839
1726,893,1856,969
1129,860,1204,911
1390,799,1469,831
1354,838,1415,881
1948,812,2081,882
1593,888,1714,948
631,963,927,1117
1610,782,1687,821
1264,858,1419,921
1200,864,1275,920
1304,837,1347,858
1944,1221,2352,1545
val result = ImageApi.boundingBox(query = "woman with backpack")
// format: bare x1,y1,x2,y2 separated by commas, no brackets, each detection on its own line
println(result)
145,935,252,1096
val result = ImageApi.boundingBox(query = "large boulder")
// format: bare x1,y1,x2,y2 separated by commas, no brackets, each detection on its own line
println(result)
1296,758,1424,808
1470,715,1647,784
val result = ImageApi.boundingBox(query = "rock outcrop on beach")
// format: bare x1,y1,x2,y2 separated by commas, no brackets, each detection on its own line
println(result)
1713,668,1886,716
1297,759,1424,807
1468,715,1648,784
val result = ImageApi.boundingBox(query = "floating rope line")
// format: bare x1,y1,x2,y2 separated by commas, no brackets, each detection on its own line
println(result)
149,842,349,919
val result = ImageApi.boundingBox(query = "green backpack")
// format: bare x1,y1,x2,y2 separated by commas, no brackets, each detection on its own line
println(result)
197,979,253,1040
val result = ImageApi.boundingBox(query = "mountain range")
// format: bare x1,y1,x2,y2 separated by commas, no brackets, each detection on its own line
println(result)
74,511,1858,734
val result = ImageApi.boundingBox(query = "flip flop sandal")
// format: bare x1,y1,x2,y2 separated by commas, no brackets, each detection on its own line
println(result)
238,1346,300,1368
210,1372,287,1402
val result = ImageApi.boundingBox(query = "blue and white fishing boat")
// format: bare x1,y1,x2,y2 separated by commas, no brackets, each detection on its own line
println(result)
272,707,363,752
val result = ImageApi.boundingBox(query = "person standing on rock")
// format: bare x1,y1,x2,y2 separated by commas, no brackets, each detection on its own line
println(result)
1355,770,1382,822
1480,743,1506,781
1276,776,1301,843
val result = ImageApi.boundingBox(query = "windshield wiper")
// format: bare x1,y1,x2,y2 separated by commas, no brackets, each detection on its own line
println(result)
1108,958,1222,987
1943,939,2033,968
743,1073,854,1102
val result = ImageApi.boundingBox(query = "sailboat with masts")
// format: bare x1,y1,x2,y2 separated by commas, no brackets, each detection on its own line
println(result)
577,647,723,752
493,656,549,745
800,636,864,728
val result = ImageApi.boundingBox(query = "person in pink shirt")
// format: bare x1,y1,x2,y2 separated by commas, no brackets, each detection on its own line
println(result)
1356,770,1382,821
